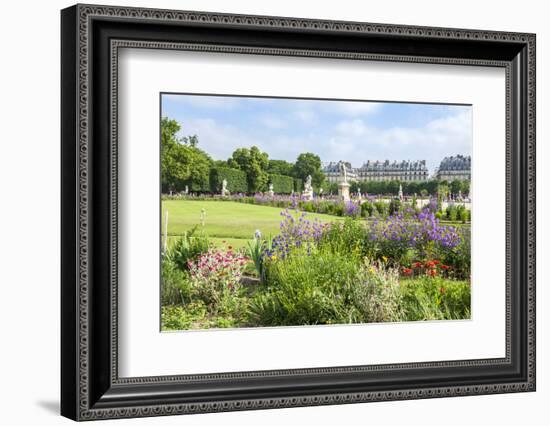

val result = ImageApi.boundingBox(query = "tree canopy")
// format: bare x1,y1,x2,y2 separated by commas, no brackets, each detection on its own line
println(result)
292,152,325,189
160,117,212,192
228,146,270,192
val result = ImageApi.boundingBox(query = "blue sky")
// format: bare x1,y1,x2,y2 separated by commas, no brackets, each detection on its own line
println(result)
161,93,472,174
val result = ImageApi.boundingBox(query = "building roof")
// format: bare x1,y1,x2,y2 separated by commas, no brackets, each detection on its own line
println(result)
438,155,471,171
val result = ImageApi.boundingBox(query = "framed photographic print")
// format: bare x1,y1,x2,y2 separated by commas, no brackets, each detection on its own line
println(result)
61,4,536,421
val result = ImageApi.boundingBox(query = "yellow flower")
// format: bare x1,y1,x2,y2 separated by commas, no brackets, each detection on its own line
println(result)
382,256,388,263
271,254,277,261
369,266,376,273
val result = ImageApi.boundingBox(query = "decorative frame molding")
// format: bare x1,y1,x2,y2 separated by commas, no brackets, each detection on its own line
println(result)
61,4,536,421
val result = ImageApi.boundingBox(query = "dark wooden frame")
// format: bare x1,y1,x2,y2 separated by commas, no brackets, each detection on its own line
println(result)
61,4,536,421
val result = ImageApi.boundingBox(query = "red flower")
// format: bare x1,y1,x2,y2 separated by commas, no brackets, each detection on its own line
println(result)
439,286,446,295
426,269,437,277
402,267,413,276
425,261,436,269
440,264,451,270
433,260,441,265
413,262,423,268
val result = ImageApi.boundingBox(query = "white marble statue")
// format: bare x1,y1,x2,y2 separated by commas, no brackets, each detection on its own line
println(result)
221,179,230,196
302,175,314,200
340,162,348,183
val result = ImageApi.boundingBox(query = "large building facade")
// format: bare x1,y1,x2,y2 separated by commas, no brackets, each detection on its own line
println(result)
322,159,429,182
435,155,471,181
322,161,358,183
357,160,429,181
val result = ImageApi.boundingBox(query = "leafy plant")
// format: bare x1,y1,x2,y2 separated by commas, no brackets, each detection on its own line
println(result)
400,277,470,321
167,226,210,270
161,257,194,305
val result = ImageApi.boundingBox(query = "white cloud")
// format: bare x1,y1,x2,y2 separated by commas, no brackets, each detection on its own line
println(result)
171,106,471,175
292,109,318,125
332,110,471,171
258,114,287,129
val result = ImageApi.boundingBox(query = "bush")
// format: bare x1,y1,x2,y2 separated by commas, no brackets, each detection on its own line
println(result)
184,175,210,193
361,201,374,217
438,226,471,280
400,276,470,321
269,174,294,194
248,250,403,326
161,303,207,330
389,198,401,216
167,226,210,271
374,201,387,216
161,257,193,305
210,167,248,193
446,204,458,221
457,205,470,223
319,218,372,259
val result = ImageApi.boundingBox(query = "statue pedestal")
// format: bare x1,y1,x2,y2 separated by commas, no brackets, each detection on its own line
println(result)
302,190,313,201
268,190,274,198
338,182,350,202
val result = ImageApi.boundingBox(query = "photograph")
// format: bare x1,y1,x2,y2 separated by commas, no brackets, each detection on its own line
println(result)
160,94,473,331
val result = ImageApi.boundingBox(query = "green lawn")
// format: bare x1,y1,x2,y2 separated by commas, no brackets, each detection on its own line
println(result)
162,200,343,249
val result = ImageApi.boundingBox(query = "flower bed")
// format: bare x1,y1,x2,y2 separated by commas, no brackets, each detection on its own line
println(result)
161,206,471,330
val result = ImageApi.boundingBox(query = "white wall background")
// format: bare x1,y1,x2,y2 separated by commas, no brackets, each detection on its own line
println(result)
0,0,546,424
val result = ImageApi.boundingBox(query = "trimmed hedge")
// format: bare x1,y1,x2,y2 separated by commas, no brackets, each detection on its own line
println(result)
210,167,248,194
293,178,303,193
184,176,210,193
269,174,294,194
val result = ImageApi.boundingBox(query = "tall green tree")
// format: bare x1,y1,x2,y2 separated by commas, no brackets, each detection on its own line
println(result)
268,159,294,176
228,146,269,192
160,117,212,192
450,179,462,196
292,153,324,189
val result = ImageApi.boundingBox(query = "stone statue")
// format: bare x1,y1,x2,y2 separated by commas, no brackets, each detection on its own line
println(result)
305,175,312,191
357,187,362,200
221,179,230,196
184,185,189,195
302,175,313,200
398,184,404,201
268,183,274,197
340,162,348,183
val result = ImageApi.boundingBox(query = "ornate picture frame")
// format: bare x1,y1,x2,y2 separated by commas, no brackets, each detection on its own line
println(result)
61,4,535,421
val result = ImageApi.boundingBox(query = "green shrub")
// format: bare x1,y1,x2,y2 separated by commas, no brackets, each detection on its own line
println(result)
161,303,208,330
184,175,210,193
438,226,471,280
269,174,294,194
400,276,470,321
389,198,401,216
210,167,248,193
446,204,458,221
457,205,470,223
248,250,402,326
374,201,387,216
167,226,210,271
319,218,371,259
161,257,194,305
333,202,345,217
361,201,374,217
